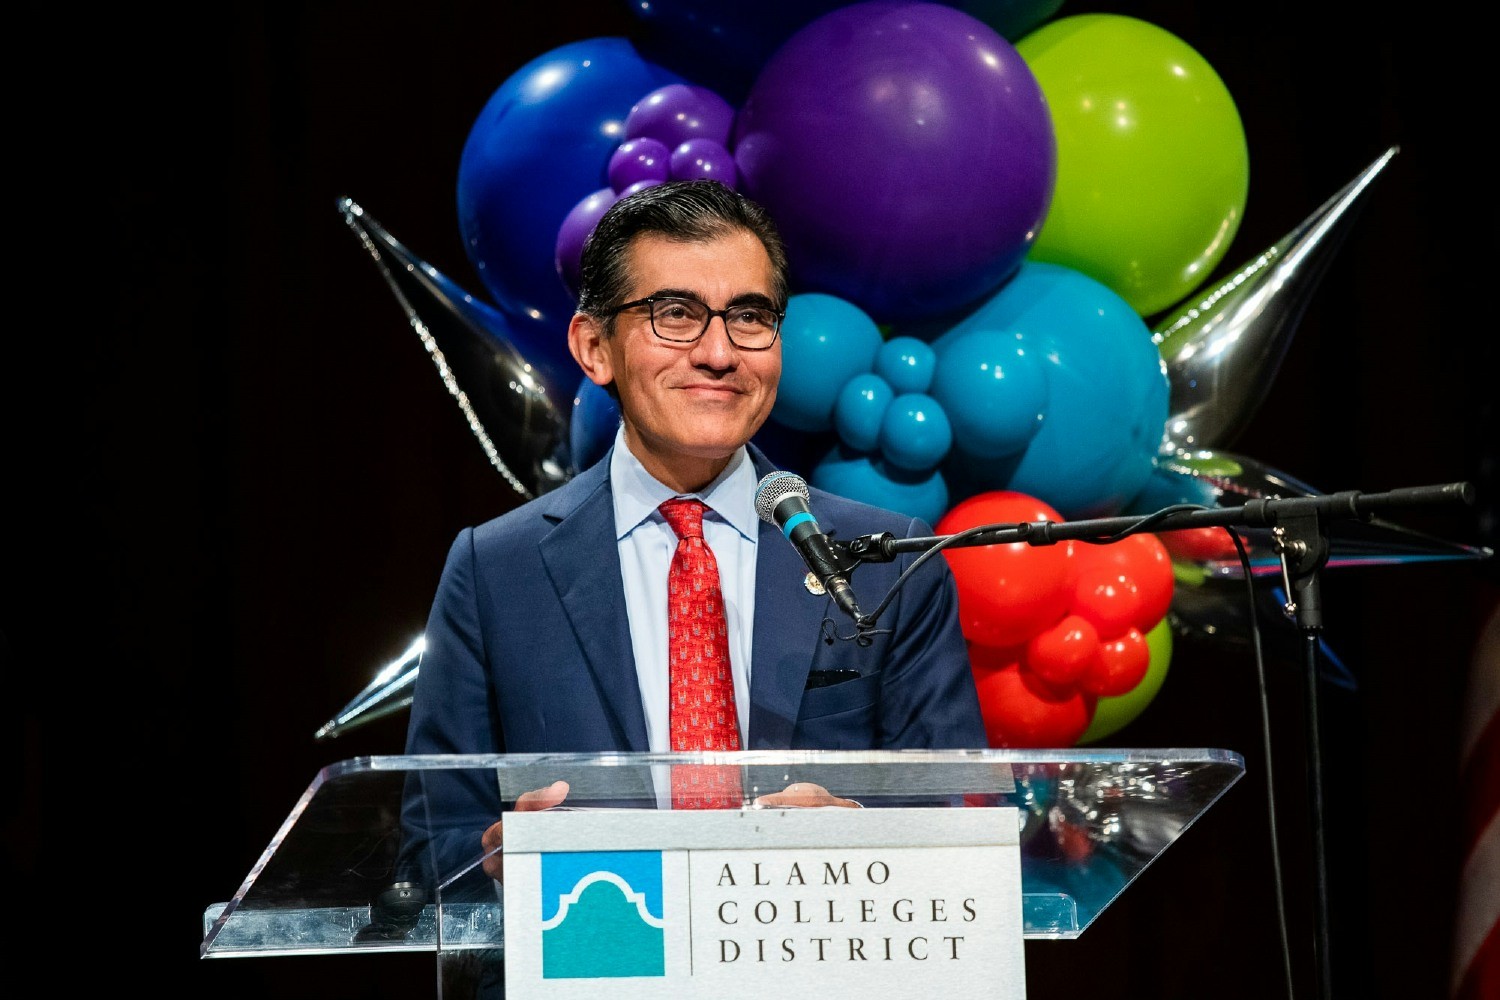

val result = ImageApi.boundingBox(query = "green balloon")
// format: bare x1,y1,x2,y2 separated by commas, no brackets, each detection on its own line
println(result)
1079,617,1173,744
1018,14,1250,318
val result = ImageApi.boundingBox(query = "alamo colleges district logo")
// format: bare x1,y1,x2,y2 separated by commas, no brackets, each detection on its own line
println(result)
541,850,666,979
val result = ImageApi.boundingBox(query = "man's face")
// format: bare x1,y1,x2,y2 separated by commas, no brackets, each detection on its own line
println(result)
570,229,782,492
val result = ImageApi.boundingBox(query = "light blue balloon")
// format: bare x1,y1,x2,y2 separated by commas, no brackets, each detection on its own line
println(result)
930,327,1047,460
834,373,894,453
935,262,1168,519
772,293,884,432
874,336,937,394
879,393,953,472
811,447,950,526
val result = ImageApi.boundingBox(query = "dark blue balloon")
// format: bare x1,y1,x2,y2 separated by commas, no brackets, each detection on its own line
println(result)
751,419,836,478
570,378,620,474
622,0,850,103
456,38,684,381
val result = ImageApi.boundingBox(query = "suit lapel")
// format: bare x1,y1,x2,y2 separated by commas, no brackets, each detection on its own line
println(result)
536,458,651,751
747,450,835,748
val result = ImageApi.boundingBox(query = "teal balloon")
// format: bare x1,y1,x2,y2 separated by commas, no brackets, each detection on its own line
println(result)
936,262,1168,519
880,393,953,472
834,373,894,452
929,327,1047,460
812,447,949,526
874,336,938,394
772,292,884,432
1125,457,1219,513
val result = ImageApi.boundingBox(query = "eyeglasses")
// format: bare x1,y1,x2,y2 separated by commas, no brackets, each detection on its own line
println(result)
604,295,784,351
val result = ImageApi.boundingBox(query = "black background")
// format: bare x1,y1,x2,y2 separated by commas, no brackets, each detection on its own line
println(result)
20,2,1498,997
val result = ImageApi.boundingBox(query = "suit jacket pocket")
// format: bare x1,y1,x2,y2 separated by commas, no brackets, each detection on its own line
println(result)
793,671,879,748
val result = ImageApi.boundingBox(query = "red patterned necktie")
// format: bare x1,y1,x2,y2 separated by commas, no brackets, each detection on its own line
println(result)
659,498,743,809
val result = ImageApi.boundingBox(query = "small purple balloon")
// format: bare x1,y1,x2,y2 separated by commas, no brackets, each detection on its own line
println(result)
608,137,672,193
734,1,1056,324
555,187,619,299
619,178,664,199
625,83,736,148
670,138,738,185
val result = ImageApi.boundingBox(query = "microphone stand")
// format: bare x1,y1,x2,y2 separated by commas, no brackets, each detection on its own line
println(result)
836,481,1479,1000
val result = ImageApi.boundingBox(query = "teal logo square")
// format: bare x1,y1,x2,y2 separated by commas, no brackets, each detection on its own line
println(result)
540,851,666,979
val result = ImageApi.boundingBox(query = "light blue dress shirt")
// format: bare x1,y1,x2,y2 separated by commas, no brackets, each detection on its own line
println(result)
608,425,759,751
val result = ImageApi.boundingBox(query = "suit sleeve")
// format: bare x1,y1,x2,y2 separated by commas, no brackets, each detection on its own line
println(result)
397,528,505,893
875,515,989,750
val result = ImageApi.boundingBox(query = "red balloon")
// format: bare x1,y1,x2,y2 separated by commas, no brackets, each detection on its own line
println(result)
1072,532,1175,632
1071,563,1144,638
1052,816,1094,863
968,639,1024,673
1023,614,1101,687
971,655,1093,748
1160,525,1239,563
937,491,1075,647
1080,627,1150,696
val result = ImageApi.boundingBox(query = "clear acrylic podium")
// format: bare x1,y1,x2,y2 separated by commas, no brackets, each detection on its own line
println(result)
201,748,1244,995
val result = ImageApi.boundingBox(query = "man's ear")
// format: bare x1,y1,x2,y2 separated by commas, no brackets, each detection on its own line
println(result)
568,313,614,388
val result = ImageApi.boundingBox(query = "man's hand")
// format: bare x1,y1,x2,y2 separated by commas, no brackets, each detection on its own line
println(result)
480,779,570,881
753,781,860,809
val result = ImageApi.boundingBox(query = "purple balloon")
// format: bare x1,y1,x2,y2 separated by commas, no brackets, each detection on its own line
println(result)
733,2,1056,324
625,83,737,148
608,137,672,192
620,178,664,199
555,187,619,299
669,138,738,185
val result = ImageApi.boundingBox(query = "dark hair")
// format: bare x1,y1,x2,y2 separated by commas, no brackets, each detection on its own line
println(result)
574,180,789,331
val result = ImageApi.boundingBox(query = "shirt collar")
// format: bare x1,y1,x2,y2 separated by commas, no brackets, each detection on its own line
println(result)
608,424,759,542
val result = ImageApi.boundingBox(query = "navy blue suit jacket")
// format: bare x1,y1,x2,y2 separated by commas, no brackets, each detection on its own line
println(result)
398,444,986,888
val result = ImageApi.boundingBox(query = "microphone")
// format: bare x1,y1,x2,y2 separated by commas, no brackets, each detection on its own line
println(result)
755,471,864,622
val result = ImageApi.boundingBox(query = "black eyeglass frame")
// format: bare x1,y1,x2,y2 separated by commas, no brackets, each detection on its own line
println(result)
602,295,786,351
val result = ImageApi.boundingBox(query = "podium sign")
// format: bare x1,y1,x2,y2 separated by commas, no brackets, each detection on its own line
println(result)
502,807,1025,999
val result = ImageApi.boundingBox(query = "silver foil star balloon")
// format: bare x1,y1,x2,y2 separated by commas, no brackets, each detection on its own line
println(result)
1136,446,1492,580
315,635,425,741
1154,146,1400,454
1131,448,1491,672
339,196,574,500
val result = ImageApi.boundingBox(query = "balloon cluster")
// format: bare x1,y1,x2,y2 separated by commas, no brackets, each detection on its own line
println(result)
935,491,1175,746
555,84,740,297
443,3,1283,747
772,260,1170,528
343,1,1461,745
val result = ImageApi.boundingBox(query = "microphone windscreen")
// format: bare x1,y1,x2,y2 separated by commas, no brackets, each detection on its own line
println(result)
754,471,810,525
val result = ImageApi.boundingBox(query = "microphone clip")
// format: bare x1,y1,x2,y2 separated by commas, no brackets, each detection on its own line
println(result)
842,531,900,565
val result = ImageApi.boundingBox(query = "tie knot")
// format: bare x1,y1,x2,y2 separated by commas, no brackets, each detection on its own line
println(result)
660,498,706,540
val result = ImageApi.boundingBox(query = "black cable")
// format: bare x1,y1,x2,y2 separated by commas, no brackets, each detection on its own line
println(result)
1226,527,1298,1000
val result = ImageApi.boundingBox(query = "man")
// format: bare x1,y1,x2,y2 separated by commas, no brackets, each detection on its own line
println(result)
400,179,985,890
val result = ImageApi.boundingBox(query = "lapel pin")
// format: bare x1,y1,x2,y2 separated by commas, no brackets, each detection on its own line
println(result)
804,572,825,596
